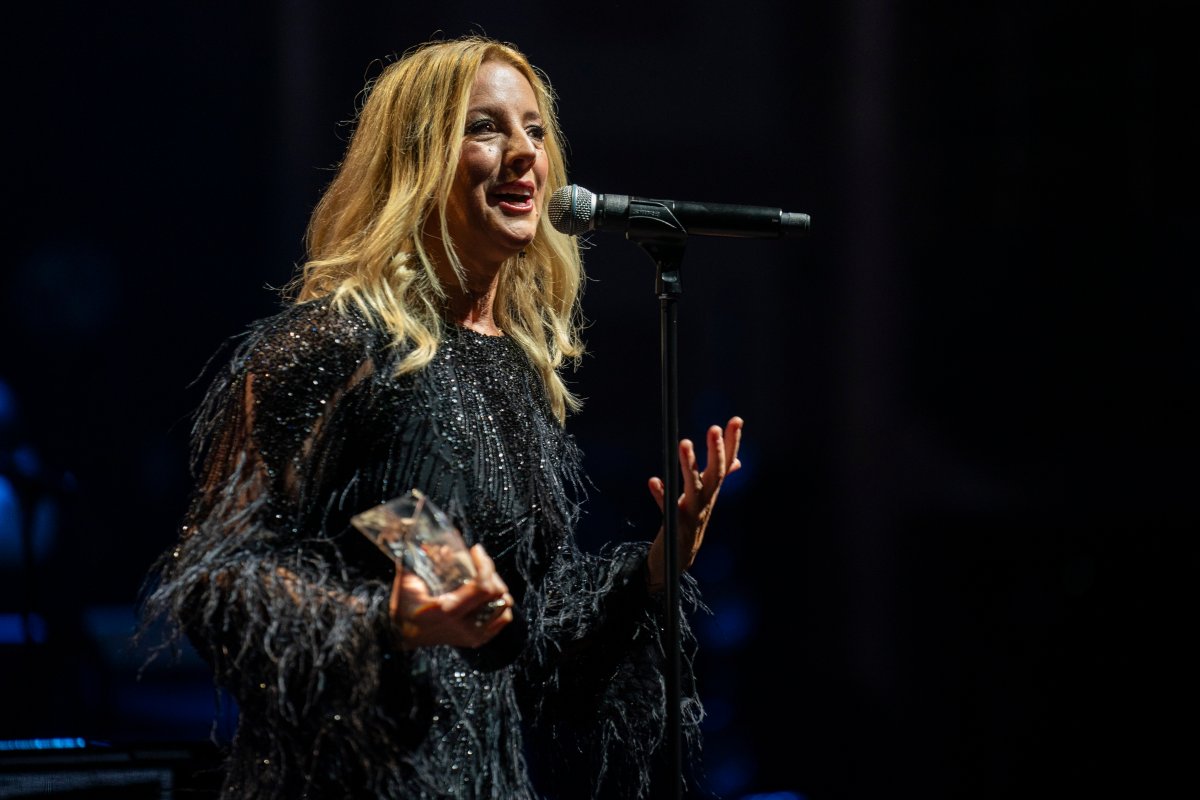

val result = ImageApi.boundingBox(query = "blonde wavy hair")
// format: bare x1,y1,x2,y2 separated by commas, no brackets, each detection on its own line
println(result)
288,36,585,423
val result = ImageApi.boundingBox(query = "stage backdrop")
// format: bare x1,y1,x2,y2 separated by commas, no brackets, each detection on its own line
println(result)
2,2,1194,798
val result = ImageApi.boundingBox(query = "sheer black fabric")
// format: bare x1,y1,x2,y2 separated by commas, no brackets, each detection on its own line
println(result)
142,296,703,799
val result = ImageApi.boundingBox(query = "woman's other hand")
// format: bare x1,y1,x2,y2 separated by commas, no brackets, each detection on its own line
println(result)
646,416,744,592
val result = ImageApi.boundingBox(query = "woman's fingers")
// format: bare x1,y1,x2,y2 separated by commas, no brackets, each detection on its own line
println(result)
724,417,744,473
391,563,438,643
456,545,513,630
469,543,508,596
649,417,746,511
699,424,726,490
390,543,516,648
648,476,665,511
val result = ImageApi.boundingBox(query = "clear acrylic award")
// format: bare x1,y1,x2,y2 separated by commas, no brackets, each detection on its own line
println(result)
350,489,477,595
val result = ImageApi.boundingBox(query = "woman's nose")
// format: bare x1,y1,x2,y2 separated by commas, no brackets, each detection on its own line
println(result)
506,129,537,172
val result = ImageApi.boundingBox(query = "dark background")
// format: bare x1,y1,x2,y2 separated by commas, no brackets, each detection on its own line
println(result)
2,1,1195,798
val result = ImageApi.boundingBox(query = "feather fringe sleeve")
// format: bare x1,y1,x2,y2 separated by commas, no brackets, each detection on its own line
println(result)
521,540,708,799
140,299,423,796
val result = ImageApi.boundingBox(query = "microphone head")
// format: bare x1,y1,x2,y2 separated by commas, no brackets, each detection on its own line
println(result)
547,185,596,236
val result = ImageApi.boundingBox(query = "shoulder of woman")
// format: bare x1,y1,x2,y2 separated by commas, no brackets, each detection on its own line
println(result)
235,295,382,376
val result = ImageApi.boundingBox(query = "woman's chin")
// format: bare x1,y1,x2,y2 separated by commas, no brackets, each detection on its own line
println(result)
500,226,537,253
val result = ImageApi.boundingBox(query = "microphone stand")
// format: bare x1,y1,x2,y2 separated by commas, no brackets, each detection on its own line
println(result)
628,212,689,800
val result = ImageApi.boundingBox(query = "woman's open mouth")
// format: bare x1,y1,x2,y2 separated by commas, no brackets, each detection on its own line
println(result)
492,182,536,214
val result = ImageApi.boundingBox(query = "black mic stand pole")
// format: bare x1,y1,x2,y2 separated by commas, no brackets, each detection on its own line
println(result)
629,213,689,800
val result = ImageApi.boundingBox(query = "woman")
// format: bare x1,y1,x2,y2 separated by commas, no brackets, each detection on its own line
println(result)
144,35,742,799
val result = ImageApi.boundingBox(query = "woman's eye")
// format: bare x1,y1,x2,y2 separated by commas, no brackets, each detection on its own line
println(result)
526,125,546,142
466,119,496,135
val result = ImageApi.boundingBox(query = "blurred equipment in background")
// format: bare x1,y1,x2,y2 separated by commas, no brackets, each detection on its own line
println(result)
0,377,77,738
0,738,221,799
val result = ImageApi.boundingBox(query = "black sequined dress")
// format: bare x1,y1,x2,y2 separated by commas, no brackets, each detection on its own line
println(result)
146,296,702,799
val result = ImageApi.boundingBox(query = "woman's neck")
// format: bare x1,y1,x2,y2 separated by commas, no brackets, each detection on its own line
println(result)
423,231,507,336
437,258,504,336
445,281,502,336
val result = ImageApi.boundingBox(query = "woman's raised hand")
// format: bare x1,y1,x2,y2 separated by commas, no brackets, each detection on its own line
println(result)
645,416,744,592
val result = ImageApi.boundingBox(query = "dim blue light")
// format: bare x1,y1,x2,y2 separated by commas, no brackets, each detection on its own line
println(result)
0,612,47,644
697,593,756,649
0,737,86,751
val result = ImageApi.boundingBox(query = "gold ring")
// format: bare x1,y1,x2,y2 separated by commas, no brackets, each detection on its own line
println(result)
472,598,508,628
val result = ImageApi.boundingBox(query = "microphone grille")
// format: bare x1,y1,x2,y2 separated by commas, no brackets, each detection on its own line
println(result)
547,185,595,236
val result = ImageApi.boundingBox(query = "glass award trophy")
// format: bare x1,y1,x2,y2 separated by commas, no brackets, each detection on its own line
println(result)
350,489,476,595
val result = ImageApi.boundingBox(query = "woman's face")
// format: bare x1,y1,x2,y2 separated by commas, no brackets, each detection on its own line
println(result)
442,60,549,275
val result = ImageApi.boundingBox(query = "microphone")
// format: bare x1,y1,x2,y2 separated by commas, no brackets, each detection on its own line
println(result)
547,184,810,239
